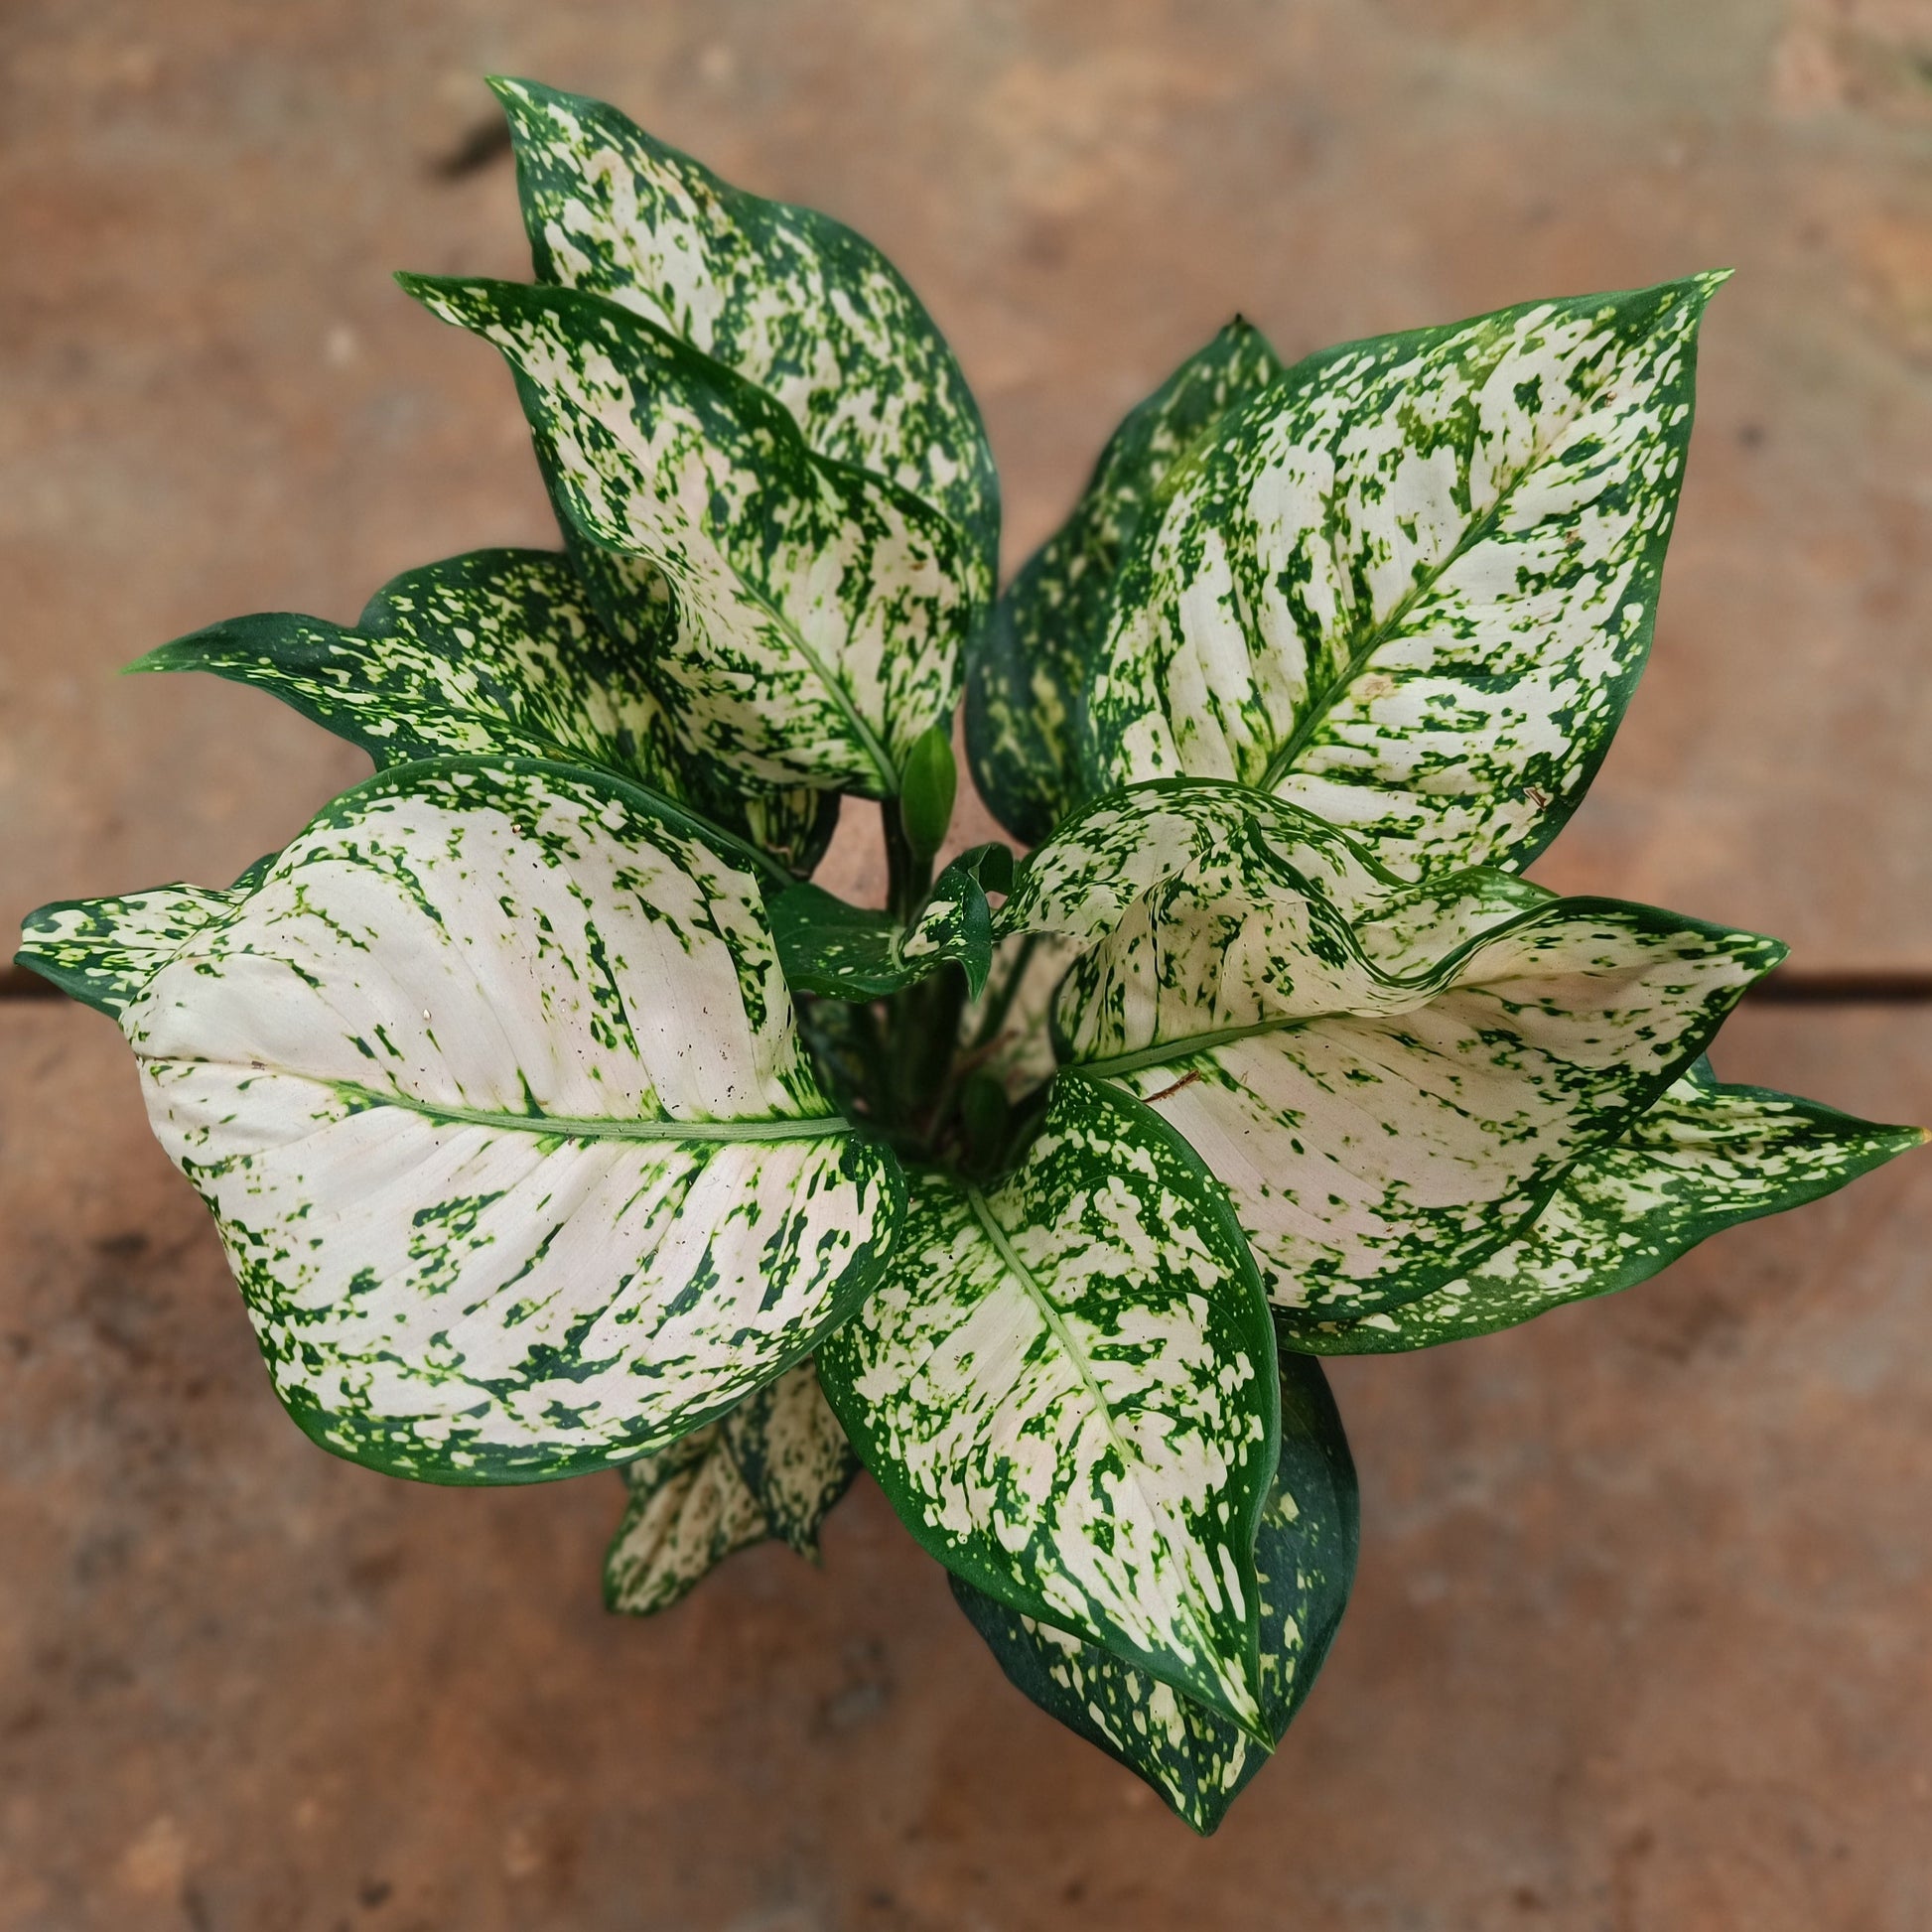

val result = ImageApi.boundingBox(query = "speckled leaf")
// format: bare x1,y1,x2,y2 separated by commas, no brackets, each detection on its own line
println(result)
719,1356,860,1553
17,871,263,1018
1019,782,1781,1315
952,1354,1357,1833
605,1421,767,1615
1289,1067,1927,1353
1082,278,1724,878
133,548,838,878
491,76,998,581
968,318,1285,843
605,1358,858,1610
773,849,1004,1001
819,1077,1279,1730
401,275,976,799
21,758,904,1482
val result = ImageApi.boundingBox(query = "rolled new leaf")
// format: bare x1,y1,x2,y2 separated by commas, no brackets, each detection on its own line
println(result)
1288,1067,1927,1353
968,317,1286,843
1082,277,1724,879
820,1077,1280,1732
17,758,904,1483
134,548,838,878
953,1355,1357,1834
606,1359,859,1613
490,76,999,583
1012,781,1781,1317
401,275,976,800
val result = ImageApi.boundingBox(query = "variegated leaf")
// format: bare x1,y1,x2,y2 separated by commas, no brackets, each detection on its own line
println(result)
953,1355,1357,1834
18,758,904,1482
134,548,839,878
605,1422,767,1616
819,1077,1279,1730
1082,278,1724,878
491,76,999,581
968,318,1286,843
1016,782,1781,1315
1289,1068,1928,1353
719,1356,861,1554
401,276,976,799
15,865,267,1019
773,845,1011,1002
605,1359,859,1611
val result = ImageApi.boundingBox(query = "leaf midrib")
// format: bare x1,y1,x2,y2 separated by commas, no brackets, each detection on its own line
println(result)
731,566,899,794
962,1181,1249,1722
1255,363,1621,795
329,1077,854,1144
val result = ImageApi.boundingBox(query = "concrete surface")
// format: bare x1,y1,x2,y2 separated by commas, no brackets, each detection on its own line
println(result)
3,2,1931,1927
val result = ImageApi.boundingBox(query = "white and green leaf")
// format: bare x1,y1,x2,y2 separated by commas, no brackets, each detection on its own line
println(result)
774,846,1011,1002
819,1077,1280,1730
20,757,905,1482
1017,781,1781,1315
605,1358,859,1612
133,547,839,878
1082,277,1724,878
967,318,1286,843
491,76,999,580
401,275,976,799
1288,1067,1927,1353
605,1421,768,1616
952,1354,1356,1834
15,872,264,1019
717,1355,861,1553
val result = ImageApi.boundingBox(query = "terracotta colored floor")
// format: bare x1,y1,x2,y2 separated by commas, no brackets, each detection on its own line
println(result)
4,4,1929,1927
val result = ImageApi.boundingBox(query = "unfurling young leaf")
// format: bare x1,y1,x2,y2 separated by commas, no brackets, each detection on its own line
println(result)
898,724,959,863
18,76,1924,1834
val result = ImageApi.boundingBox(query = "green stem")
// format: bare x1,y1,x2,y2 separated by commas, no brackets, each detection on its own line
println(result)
883,799,933,925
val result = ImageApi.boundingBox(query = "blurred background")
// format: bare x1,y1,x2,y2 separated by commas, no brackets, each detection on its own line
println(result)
2,2,1929,1925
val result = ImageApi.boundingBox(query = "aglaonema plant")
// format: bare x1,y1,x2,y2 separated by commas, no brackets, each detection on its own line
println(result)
19,78,1924,1834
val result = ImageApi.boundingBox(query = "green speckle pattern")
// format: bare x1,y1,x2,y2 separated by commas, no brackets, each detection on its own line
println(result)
135,548,837,878
967,318,1285,843
40,757,904,1483
1013,781,1781,1315
18,878,254,1017
401,276,977,800
491,77,999,581
1291,1069,1928,1352
1082,278,1724,878
819,1078,1279,1731
713,1355,861,1554
953,1357,1356,1834
605,1358,858,1612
